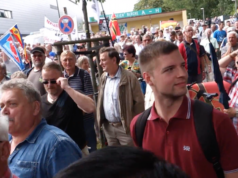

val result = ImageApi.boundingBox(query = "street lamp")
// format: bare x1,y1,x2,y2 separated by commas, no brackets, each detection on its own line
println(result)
232,0,237,16
188,13,191,19
201,8,205,22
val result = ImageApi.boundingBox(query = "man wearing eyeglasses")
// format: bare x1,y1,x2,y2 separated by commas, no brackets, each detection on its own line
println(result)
0,115,18,178
25,47,46,96
41,62,95,156
179,25,205,84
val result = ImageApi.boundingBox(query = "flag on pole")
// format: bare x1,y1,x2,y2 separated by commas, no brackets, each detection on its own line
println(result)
209,42,230,109
91,0,100,23
109,13,121,41
9,24,24,48
0,33,25,70
24,46,30,64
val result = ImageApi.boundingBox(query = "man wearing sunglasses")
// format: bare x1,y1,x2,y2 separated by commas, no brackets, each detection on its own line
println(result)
41,62,95,156
0,115,18,178
25,47,46,96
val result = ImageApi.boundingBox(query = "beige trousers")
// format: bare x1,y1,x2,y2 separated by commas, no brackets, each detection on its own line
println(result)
103,122,133,146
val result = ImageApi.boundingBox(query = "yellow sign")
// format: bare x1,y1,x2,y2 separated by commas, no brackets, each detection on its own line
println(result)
160,20,177,29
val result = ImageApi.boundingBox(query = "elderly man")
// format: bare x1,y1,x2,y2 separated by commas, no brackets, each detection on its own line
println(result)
200,28,219,81
211,23,217,36
134,35,143,56
179,25,205,83
142,34,153,46
200,22,208,40
97,47,144,146
221,31,238,67
41,62,95,155
0,115,18,178
0,79,81,178
60,50,97,153
25,47,46,95
200,28,219,54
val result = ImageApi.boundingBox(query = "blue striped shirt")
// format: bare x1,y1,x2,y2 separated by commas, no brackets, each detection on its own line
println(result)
63,67,94,120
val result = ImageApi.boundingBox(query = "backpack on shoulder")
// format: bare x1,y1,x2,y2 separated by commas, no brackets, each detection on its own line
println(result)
135,100,224,178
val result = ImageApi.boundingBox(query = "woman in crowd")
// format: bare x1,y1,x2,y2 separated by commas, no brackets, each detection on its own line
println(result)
219,49,238,134
77,56,90,74
119,45,146,94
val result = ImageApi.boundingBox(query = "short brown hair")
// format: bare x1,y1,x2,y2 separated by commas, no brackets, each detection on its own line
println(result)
43,62,62,73
99,47,120,64
139,41,178,73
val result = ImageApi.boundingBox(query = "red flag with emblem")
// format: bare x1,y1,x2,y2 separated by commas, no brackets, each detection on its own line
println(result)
109,13,121,41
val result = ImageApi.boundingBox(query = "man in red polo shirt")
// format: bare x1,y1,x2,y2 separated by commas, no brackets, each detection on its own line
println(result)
130,41,238,178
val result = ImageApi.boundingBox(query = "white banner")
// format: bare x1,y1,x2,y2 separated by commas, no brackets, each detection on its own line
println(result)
44,17,59,32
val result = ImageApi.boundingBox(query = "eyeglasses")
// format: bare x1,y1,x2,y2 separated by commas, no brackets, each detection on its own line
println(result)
33,55,43,58
143,39,151,42
41,80,57,85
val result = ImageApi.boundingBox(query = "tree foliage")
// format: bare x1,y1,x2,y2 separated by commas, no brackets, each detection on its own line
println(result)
134,0,236,19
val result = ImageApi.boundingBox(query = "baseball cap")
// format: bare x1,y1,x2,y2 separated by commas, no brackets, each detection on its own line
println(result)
49,51,56,57
31,47,44,54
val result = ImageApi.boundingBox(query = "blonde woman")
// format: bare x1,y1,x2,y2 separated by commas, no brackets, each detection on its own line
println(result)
77,56,90,74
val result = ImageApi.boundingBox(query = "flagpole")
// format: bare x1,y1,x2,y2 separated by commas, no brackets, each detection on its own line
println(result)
100,1,114,46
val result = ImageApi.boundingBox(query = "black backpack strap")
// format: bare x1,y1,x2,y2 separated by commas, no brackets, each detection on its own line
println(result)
79,69,85,92
193,100,224,178
135,107,152,148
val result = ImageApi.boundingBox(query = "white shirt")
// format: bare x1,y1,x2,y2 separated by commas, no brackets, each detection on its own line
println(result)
200,37,219,54
134,43,144,56
103,67,122,122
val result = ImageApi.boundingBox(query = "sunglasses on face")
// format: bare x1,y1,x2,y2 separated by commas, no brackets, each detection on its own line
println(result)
42,80,57,85
33,55,43,58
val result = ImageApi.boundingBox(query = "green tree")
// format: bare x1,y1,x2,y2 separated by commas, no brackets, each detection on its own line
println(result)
134,0,235,19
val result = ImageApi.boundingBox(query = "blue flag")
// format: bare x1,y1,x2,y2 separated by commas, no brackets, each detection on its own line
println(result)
209,42,230,109
0,32,25,71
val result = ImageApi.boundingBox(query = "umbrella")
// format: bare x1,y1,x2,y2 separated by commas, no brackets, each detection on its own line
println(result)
209,42,230,109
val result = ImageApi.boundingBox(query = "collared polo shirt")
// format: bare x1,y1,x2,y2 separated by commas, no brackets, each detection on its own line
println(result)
179,39,202,75
131,96,238,178
103,67,121,123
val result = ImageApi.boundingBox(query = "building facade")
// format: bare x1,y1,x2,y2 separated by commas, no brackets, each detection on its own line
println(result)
0,0,83,35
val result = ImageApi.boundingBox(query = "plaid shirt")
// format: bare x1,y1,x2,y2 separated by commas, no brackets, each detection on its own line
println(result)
2,169,18,178
224,67,238,133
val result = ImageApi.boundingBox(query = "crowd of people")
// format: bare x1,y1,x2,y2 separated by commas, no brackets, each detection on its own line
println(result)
1,17,238,178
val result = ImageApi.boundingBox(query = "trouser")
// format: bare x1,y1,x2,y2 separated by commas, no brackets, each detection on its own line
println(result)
84,117,97,153
187,73,202,84
103,121,133,146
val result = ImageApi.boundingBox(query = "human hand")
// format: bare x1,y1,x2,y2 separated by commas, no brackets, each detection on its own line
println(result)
57,77,70,90
230,49,238,58
223,107,236,118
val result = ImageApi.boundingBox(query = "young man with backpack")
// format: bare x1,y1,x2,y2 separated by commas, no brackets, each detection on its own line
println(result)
130,41,238,178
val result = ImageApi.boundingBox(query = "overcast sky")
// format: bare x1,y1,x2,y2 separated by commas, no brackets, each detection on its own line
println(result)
87,0,139,16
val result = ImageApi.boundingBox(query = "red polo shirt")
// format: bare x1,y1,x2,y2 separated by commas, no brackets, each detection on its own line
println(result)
130,96,238,178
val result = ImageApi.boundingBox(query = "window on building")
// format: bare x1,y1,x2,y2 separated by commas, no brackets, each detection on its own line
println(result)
0,9,12,19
